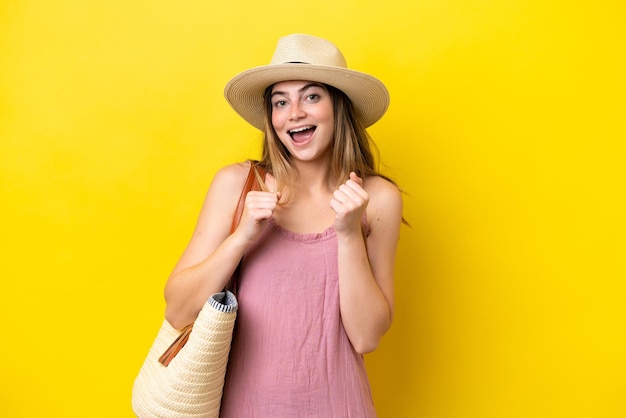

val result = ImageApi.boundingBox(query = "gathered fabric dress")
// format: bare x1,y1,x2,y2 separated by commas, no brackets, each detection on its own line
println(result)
219,219,377,418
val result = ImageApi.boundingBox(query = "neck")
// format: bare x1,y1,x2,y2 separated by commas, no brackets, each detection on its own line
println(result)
291,159,337,194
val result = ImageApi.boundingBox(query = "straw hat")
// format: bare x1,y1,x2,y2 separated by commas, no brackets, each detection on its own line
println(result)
224,33,390,130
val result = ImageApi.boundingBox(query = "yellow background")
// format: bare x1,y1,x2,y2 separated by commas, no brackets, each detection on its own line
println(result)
1,0,624,417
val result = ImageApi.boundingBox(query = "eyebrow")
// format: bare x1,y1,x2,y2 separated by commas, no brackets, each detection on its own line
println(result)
270,82,325,98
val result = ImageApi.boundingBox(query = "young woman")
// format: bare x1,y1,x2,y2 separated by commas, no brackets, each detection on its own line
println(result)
163,34,403,417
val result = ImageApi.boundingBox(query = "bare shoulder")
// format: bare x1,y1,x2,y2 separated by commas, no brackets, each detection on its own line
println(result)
194,161,253,230
205,162,253,201
364,175,402,207
211,161,252,190
364,175,400,194
364,175,403,230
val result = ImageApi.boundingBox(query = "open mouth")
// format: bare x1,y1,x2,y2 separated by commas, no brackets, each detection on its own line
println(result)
288,126,316,143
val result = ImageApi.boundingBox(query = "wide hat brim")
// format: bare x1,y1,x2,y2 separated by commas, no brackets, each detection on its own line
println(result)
224,63,390,130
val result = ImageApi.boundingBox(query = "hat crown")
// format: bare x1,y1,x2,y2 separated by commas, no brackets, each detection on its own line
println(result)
269,34,348,68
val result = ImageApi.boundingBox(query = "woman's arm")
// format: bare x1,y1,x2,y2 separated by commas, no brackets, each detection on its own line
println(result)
163,162,279,329
331,173,402,354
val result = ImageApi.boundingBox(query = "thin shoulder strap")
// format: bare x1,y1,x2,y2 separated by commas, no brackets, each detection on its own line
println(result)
230,161,267,233
227,161,266,295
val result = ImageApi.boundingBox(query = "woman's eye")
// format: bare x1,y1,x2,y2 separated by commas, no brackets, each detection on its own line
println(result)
306,94,320,102
273,100,287,108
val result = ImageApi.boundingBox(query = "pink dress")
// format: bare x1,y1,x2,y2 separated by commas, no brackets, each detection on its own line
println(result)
219,219,377,417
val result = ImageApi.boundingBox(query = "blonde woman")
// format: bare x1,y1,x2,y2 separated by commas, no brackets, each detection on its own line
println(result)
164,34,403,417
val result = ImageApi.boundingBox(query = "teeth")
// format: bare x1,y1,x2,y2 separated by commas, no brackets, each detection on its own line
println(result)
289,126,313,134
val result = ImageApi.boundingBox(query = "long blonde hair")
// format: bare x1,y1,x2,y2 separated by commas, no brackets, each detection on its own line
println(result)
258,83,385,193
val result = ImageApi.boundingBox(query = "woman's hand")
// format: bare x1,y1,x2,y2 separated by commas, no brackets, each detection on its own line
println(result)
237,190,281,244
330,172,369,234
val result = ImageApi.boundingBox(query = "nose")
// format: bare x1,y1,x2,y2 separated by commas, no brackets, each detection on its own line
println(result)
289,102,306,120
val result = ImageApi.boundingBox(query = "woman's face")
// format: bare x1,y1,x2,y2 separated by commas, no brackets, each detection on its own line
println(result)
270,80,335,163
